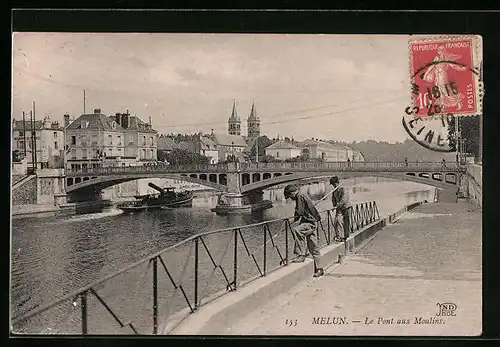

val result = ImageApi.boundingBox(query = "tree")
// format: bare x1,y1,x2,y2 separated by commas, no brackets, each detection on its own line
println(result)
447,115,480,157
261,154,278,163
165,148,210,165
249,135,275,161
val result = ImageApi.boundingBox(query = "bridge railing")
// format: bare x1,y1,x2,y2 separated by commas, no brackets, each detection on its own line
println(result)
11,201,380,335
65,163,234,176
66,161,463,176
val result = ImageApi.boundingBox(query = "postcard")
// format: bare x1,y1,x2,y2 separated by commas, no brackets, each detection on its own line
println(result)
11,31,482,336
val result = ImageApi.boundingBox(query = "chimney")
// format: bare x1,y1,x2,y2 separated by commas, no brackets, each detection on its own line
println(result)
115,113,122,126
43,115,51,129
94,108,101,114
63,114,70,128
121,110,130,129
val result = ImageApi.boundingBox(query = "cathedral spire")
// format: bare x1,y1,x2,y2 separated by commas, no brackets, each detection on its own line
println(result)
228,101,241,135
248,102,257,121
229,100,240,121
247,101,260,139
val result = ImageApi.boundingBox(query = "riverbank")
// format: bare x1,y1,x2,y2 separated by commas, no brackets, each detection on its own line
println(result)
11,201,113,219
11,204,61,218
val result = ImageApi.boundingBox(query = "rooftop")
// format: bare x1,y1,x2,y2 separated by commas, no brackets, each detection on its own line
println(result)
266,140,300,150
212,133,247,147
66,112,124,132
157,136,177,151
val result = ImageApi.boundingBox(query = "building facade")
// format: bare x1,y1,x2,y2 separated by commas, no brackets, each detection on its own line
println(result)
298,139,363,162
199,136,219,164
265,140,302,160
12,115,65,170
113,111,157,161
65,108,157,170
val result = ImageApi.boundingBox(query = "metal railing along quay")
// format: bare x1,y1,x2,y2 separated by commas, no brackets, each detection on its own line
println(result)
66,161,464,176
11,201,380,335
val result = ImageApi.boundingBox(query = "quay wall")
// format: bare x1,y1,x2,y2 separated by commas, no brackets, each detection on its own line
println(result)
11,176,37,205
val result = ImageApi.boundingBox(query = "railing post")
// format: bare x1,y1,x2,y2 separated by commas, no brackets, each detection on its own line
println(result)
327,211,331,244
263,225,267,275
152,256,158,334
194,237,199,309
285,221,289,265
233,229,238,290
80,290,88,335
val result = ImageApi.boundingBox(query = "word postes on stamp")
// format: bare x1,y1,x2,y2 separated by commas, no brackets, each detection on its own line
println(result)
408,35,483,118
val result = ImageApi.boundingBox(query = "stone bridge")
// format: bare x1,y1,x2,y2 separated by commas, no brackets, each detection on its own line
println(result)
64,162,465,207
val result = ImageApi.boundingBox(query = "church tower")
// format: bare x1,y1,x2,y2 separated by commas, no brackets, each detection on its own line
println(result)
247,102,260,139
228,101,241,135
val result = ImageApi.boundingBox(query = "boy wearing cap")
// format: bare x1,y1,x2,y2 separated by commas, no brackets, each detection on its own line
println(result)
330,176,350,241
284,184,324,278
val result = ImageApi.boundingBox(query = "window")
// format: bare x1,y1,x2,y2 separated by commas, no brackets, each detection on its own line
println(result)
54,141,58,150
53,132,58,138
150,136,153,146
108,134,113,146
150,149,153,159
71,149,76,160
71,135,76,145
18,131,24,137
142,149,146,158
143,136,146,146
117,135,122,146
82,149,87,159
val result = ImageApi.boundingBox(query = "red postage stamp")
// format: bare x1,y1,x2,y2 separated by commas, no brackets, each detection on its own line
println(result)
409,35,483,118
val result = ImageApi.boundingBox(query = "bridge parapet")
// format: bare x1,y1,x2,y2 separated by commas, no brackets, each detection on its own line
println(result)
66,161,464,177
241,161,463,173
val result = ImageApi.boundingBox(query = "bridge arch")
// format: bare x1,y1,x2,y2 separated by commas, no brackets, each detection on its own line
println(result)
240,171,460,194
252,173,261,183
65,173,229,194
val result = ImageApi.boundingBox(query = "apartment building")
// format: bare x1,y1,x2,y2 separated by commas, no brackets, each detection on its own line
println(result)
64,108,157,170
12,115,65,170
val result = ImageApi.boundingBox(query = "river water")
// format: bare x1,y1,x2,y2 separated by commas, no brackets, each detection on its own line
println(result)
10,177,436,334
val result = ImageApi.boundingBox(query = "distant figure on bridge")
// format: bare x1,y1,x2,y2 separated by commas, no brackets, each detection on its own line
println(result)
330,176,350,242
405,157,408,167
442,158,446,167
283,184,324,278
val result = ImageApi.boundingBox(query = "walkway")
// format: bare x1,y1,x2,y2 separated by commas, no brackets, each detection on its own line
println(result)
225,202,481,336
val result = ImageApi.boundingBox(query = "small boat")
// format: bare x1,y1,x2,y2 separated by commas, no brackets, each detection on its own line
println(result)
117,183,193,213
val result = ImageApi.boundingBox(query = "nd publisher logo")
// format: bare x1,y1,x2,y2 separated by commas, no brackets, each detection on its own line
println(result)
436,302,457,317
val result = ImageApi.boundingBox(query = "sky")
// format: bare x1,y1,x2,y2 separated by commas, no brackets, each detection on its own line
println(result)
12,33,414,143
